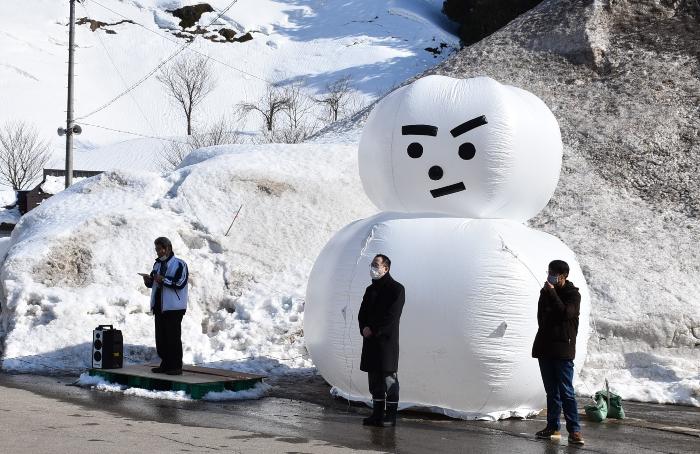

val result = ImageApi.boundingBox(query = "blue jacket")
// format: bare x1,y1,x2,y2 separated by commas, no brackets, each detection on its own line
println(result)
146,254,189,312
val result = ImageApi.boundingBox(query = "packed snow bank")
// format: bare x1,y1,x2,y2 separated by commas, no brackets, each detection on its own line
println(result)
539,152,700,407
0,143,376,375
0,134,697,409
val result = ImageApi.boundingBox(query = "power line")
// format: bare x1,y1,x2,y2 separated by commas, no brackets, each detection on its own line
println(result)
78,0,157,134
80,121,191,144
75,0,243,121
86,0,271,86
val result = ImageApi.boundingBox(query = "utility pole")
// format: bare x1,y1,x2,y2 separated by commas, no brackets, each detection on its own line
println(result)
58,0,82,187
64,0,76,189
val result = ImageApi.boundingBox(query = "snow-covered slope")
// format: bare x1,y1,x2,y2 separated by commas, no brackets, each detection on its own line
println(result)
0,0,457,171
3,137,697,408
0,143,376,375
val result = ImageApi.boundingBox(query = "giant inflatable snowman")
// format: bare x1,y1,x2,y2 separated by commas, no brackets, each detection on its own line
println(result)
305,75,590,419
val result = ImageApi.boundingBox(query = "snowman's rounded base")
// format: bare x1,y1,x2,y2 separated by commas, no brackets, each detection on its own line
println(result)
330,386,541,421
306,213,591,416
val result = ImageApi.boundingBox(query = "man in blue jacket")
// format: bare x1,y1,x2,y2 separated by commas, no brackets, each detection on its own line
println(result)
143,237,189,375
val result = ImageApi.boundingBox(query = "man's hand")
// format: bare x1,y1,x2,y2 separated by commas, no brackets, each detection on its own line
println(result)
362,326,372,338
153,274,164,284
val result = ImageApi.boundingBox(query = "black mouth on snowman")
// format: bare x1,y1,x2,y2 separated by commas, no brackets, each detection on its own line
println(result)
430,182,466,198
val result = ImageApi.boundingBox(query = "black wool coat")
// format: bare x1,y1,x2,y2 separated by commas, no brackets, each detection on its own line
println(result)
358,273,405,373
532,280,581,360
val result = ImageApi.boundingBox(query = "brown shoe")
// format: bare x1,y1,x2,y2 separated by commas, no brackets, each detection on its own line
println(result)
568,432,585,445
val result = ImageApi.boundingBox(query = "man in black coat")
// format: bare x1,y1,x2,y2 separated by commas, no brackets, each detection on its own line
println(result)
358,254,405,427
532,260,585,445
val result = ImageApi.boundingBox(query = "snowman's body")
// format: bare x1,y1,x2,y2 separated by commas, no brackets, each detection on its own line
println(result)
305,76,590,419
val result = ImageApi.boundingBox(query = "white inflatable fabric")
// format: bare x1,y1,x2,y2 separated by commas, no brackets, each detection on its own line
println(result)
305,213,590,419
358,75,562,222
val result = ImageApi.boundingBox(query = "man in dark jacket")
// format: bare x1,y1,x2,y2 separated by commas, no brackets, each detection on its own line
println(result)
532,260,584,445
358,254,405,428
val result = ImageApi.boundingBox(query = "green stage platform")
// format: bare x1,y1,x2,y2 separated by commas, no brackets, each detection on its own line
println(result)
88,364,265,399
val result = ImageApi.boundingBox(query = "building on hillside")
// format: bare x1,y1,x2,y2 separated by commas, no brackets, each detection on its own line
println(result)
16,185,52,215
9,168,104,220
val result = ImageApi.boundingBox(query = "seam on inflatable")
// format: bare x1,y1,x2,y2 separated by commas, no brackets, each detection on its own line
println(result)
389,89,408,211
476,387,494,415
498,234,540,286
342,224,377,399
342,286,355,399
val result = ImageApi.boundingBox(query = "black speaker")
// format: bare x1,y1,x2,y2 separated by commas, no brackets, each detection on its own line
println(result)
92,325,123,369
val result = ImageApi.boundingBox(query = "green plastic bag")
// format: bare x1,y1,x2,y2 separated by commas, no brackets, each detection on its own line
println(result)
595,390,626,419
584,394,608,422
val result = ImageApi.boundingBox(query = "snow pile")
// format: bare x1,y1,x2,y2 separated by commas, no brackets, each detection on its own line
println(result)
0,132,697,408
0,207,20,226
76,372,272,400
40,176,87,195
202,382,272,401
536,152,700,406
0,143,376,375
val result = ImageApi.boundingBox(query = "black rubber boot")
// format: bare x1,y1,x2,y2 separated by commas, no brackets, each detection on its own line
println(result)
382,402,398,427
363,400,385,426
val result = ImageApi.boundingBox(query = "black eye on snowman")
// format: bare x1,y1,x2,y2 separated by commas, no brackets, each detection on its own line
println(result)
407,142,423,158
402,124,437,159
458,143,476,160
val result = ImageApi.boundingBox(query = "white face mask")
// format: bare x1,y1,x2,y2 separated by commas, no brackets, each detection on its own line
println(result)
370,265,385,280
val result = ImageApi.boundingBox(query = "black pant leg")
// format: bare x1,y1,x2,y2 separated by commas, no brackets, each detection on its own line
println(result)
368,371,386,400
154,313,166,367
163,310,185,370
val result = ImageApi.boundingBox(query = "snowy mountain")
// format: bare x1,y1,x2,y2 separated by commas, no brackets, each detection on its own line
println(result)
0,0,457,172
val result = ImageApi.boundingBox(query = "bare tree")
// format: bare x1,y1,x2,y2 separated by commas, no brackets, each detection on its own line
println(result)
157,55,216,135
266,83,320,143
158,117,242,171
0,121,51,190
237,83,291,132
315,75,353,123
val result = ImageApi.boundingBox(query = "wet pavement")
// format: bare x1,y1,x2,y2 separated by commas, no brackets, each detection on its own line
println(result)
0,372,698,453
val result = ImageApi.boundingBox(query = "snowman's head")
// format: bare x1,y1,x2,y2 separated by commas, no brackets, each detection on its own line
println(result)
358,75,562,221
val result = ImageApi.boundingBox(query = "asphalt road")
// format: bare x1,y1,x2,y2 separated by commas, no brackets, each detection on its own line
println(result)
0,372,698,453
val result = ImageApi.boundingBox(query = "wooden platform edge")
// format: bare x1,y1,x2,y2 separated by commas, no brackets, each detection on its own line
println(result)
88,367,264,399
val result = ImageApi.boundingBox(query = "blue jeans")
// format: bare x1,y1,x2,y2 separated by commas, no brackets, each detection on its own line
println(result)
538,358,581,433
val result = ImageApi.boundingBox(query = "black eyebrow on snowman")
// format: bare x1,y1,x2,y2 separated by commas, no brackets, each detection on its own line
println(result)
402,125,438,136
450,115,488,137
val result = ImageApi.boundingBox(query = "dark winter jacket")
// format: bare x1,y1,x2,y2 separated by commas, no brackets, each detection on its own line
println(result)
532,280,581,360
358,273,405,372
